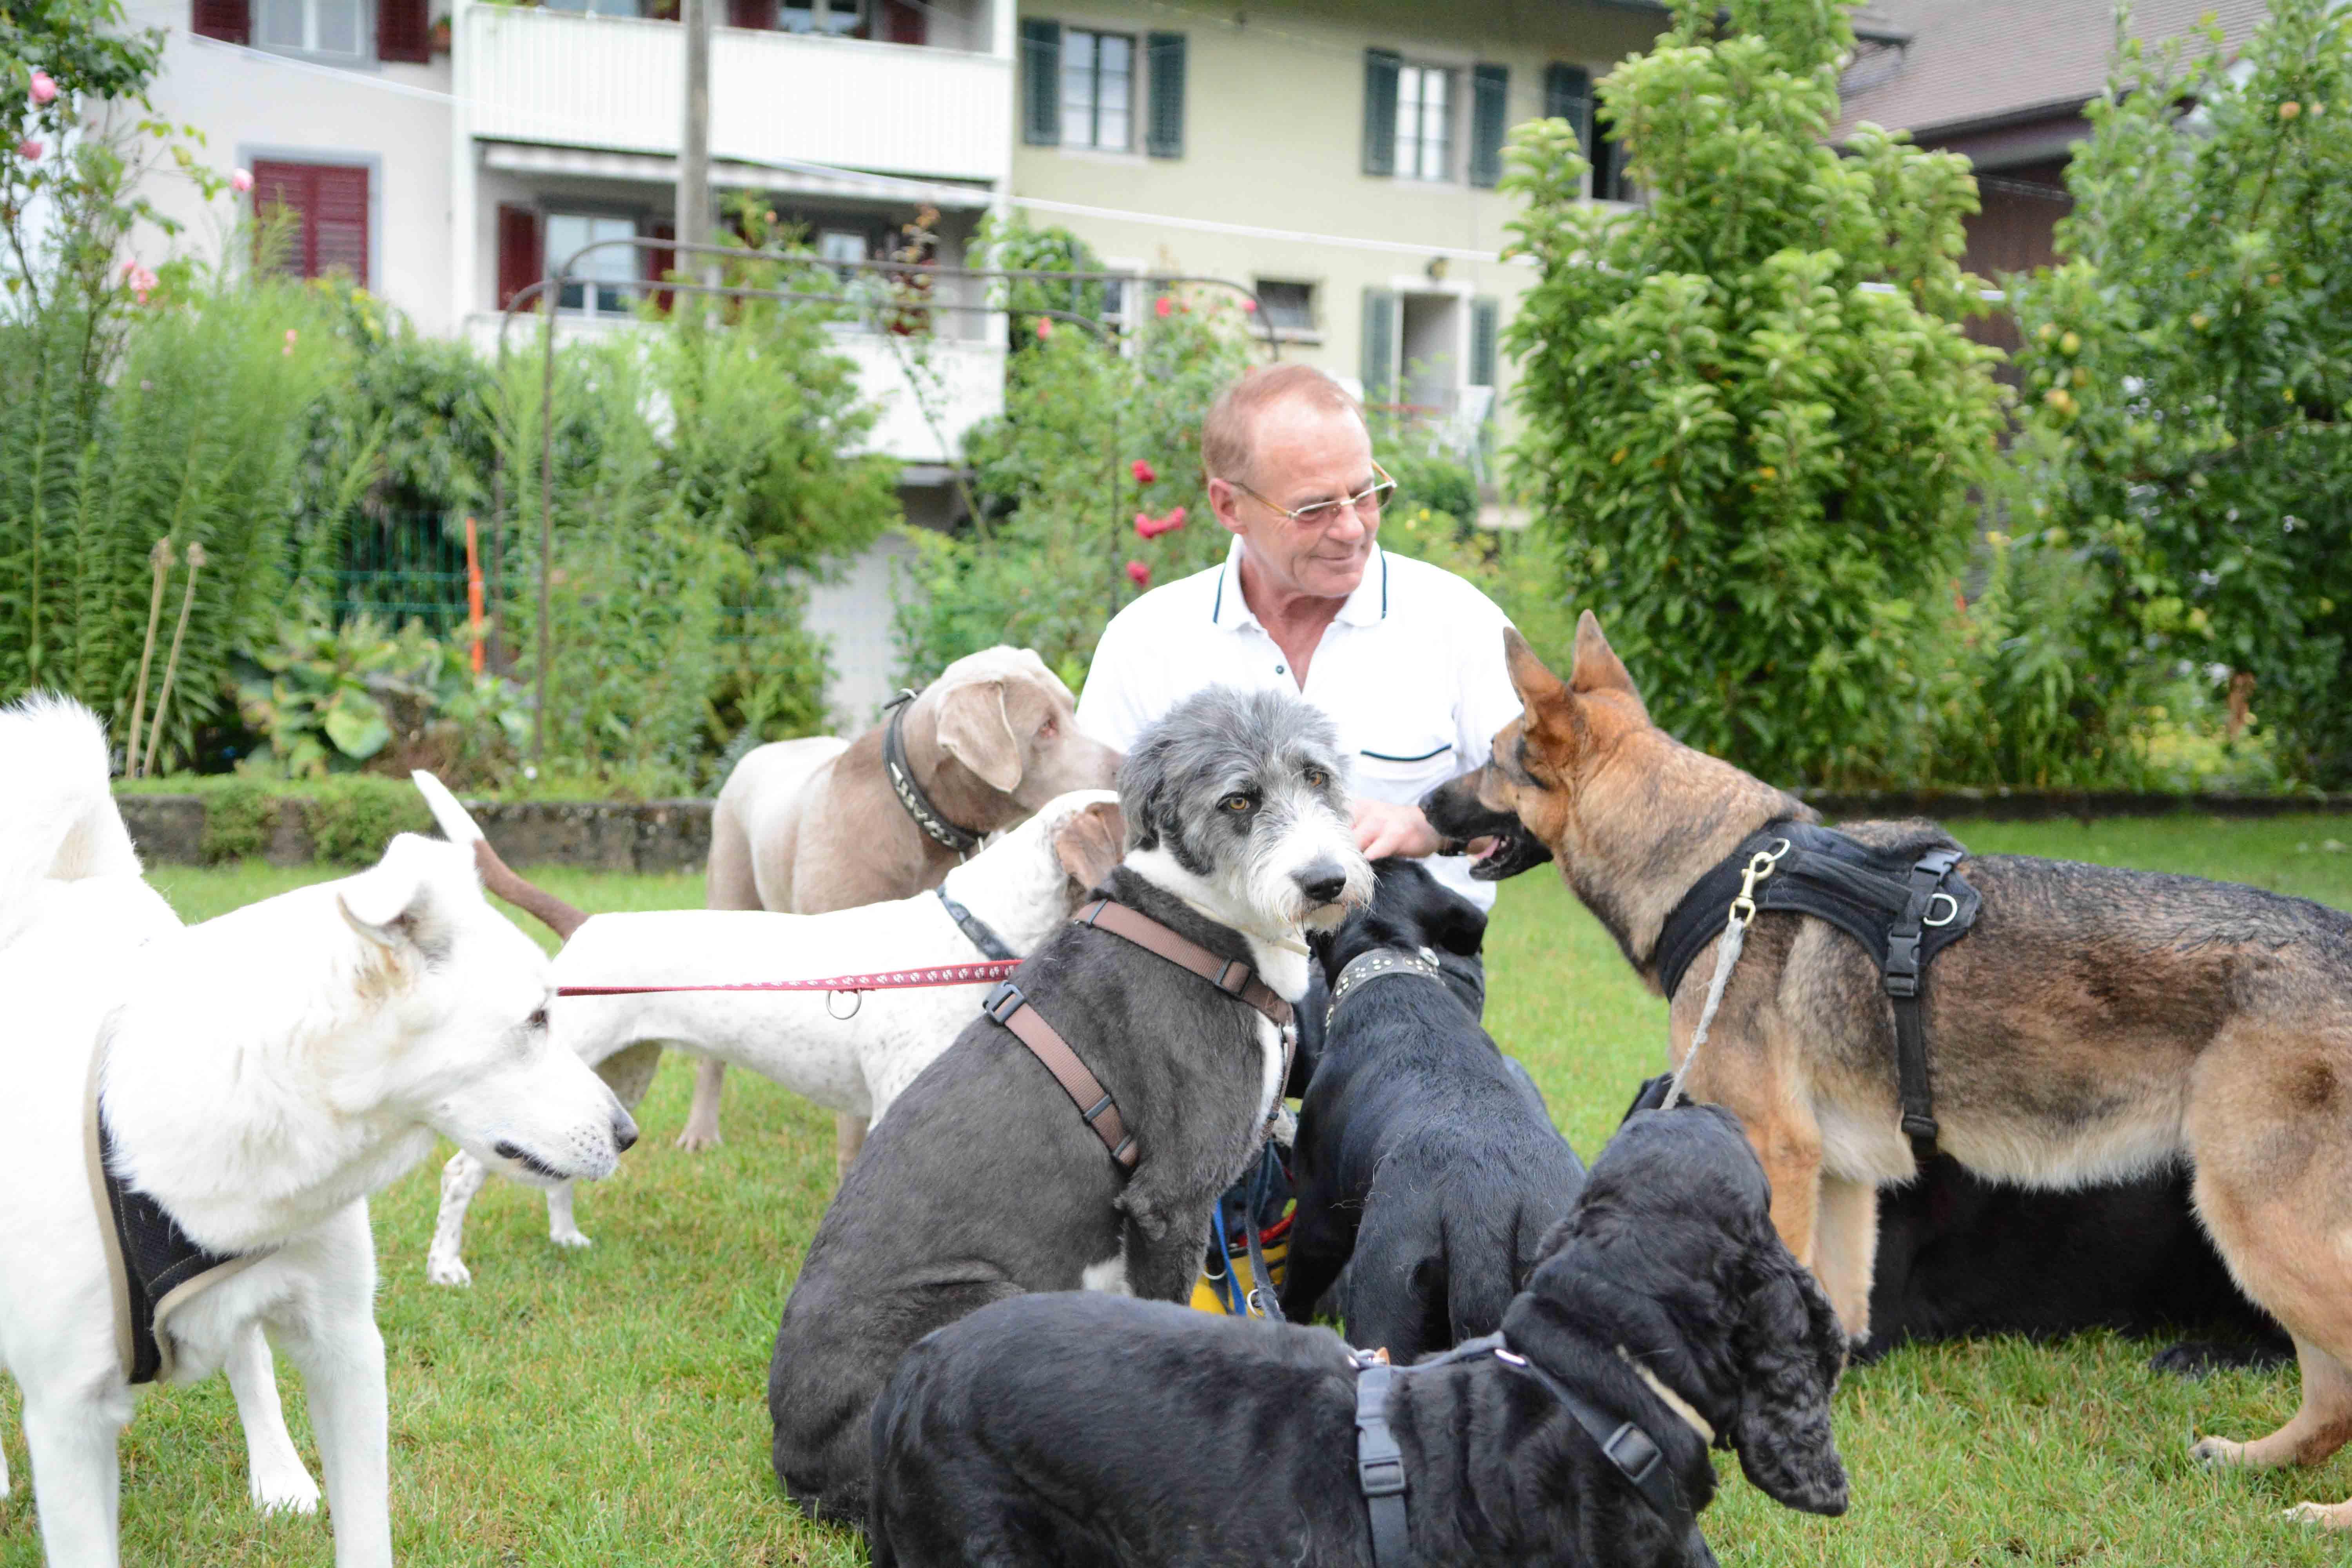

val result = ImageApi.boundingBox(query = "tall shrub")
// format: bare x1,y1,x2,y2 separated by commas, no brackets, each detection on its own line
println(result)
495,280,898,790
2010,0,2352,786
1500,0,2006,788
894,286,1254,690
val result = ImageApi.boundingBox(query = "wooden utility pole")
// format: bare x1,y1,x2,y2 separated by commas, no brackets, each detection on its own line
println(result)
680,0,712,292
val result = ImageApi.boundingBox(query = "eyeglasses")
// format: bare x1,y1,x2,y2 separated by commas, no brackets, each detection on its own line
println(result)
1228,460,1397,531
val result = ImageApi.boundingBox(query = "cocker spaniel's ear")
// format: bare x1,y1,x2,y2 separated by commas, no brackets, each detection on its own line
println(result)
1727,1245,1849,1516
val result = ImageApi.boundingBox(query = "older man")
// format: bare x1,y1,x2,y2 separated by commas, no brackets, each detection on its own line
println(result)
1077,363,1519,909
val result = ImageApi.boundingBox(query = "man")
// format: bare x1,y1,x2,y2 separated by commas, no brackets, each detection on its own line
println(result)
1078,363,1519,908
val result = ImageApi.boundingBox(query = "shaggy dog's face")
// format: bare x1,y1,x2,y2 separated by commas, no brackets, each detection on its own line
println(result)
1122,688,1374,933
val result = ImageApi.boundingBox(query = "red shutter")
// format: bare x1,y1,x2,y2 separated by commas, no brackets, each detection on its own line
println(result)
252,161,368,286
645,221,676,314
377,0,430,63
728,0,777,27
192,0,249,43
882,0,922,45
497,205,543,312
310,166,369,285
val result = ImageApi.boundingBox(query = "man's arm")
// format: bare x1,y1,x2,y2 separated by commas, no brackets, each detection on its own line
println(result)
1352,797,1440,859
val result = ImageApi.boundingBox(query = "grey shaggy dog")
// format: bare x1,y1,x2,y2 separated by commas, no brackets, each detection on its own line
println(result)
768,685,1371,1527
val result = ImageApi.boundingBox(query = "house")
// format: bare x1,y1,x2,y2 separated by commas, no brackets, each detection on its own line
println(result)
140,0,1019,528
1839,0,2272,287
1005,0,1668,430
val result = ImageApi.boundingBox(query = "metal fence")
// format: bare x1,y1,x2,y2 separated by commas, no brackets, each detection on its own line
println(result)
331,510,483,635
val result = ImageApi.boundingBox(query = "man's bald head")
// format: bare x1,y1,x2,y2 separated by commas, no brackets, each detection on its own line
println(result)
1201,364,1369,488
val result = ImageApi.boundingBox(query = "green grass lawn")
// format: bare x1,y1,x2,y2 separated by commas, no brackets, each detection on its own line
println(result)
9,817,2352,1564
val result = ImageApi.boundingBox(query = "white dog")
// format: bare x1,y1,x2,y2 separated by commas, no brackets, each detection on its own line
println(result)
410,774,1125,1288
0,696,637,1568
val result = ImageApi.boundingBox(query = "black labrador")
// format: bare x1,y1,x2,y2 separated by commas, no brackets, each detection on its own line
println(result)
1622,1074,2288,1368
1282,858,1590,1357
868,1105,1849,1568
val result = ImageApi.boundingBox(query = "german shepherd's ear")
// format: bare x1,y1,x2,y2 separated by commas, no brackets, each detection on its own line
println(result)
1503,627,1566,710
1569,612,1650,723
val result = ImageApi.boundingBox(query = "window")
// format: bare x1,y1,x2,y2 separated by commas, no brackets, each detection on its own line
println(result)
818,228,867,284
543,0,645,16
252,160,368,285
255,0,364,55
546,213,640,317
1394,65,1452,181
1060,28,1134,152
1255,280,1315,336
780,0,862,33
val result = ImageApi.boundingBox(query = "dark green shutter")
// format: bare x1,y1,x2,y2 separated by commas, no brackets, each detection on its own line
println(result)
1544,62,1591,149
1470,298,1499,388
1361,289,1397,404
1022,19,1062,146
1363,49,1400,176
1146,33,1185,158
1469,64,1508,187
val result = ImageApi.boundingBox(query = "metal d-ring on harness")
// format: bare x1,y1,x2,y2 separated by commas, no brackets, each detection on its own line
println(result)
1352,1334,1692,1568
882,688,983,856
1652,821,1983,1162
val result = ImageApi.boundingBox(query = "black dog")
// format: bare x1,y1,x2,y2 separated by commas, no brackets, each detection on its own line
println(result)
1282,859,1590,1357
1620,1075,2287,1368
768,687,1370,1525
868,1105,1848,1568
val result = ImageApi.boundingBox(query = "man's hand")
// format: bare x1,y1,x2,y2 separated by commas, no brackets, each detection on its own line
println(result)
1351,798,1442,861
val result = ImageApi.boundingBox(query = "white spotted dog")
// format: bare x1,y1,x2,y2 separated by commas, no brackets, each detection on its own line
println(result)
409,772,1128,1288
0,696,634,1568
766,685,1374,1528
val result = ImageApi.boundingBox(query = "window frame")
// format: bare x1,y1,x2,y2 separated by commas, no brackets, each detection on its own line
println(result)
1392,62,1455,183
1058,24,1138,154
1253,278,1319,342
544,210,646,320
252,0,370,60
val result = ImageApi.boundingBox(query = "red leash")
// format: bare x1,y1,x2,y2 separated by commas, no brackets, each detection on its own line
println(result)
557,958,1021,999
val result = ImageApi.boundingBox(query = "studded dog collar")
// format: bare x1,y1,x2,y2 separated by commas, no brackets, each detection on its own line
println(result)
1324,945,1446,1031
883,689,982,855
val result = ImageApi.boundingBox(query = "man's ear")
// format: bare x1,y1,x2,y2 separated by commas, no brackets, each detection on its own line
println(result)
337,835,454,960
1053,800,1126,892
936,678,1023,793
1569,611,1650,722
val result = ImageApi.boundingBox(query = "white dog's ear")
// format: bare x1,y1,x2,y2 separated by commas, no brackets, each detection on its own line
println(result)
1054,799,1126,891
937,678,1023,793
338,835,454,957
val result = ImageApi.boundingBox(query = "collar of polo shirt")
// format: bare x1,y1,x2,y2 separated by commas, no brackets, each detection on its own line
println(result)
1209,536,1390,633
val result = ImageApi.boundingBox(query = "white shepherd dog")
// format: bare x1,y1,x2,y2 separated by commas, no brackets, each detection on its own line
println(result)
0,695,637,1568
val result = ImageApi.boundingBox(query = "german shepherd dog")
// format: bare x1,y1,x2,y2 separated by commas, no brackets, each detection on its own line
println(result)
1424,613,2352,1526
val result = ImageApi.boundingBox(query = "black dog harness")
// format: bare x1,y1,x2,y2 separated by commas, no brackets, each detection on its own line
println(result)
883,688,982,855
1353,1333,1693,1566
1653,821,1982,1162
935,884,1015,960
82,1049,269,1384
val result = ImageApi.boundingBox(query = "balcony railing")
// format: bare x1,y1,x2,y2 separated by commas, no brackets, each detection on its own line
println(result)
462,4,1011,185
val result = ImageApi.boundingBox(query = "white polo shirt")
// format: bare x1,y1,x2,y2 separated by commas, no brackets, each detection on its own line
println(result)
1076,536,1523,910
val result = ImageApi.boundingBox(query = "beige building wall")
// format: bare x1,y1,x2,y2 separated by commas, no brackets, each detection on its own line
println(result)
1009,0,1661,420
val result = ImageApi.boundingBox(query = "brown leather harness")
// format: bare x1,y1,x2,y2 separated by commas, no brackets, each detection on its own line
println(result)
980,899,1296,1171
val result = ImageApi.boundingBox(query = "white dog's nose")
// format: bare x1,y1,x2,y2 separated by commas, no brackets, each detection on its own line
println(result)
1295,862,1351,906
612,1107,640,1153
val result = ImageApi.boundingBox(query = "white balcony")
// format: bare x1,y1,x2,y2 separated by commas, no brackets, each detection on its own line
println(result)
462,312,1004,468
462,4,1011,187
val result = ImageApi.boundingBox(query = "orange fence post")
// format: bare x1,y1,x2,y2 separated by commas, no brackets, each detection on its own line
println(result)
464,515,486,676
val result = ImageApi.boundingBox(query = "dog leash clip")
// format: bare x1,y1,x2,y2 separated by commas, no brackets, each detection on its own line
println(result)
1727,837,1791,929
